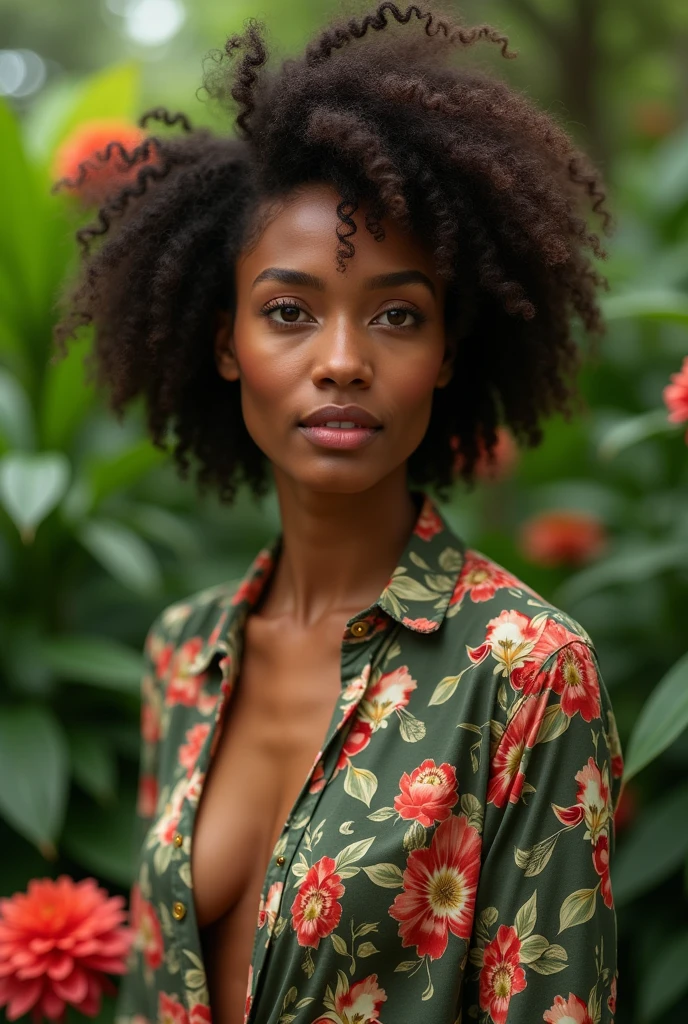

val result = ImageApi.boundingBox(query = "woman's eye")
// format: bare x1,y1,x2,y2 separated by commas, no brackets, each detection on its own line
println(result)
267,304,310,324
378,308,416,328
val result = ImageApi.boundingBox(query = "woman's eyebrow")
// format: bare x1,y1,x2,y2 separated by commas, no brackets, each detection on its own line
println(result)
364,270,436,297
252,268,325,290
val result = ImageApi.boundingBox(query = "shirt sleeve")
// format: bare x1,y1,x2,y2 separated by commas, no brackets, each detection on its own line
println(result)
461,639,623,1024
115,615,166,1024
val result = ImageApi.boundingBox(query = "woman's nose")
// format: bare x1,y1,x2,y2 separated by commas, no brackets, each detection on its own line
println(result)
310,321,372,389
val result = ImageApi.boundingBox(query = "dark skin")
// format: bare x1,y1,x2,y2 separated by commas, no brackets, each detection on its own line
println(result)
190,182,455,1024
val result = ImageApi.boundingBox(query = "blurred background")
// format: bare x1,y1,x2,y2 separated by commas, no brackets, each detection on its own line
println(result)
1,0,687,1021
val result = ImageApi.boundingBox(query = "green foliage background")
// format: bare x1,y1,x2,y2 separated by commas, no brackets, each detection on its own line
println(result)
0,1,687,1021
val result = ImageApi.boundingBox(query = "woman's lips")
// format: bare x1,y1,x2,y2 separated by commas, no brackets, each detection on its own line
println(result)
298,425,382,450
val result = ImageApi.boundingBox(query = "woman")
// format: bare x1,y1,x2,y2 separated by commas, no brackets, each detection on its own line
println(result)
55,5,623,1023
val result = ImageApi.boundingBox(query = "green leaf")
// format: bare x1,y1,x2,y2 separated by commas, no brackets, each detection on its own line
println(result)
518,934,549,964
429,667,470,706
528,944,568,975
330,933,348,956
514,832,561,877
613,782,688,906
558,886,598,934
460,793,484,833
367,806,397,821
623,651,688,781
49,63,141,158
67,728,118,802
385,574,438,601
0,705,69,854
343,765,378,807
88,440,168,506
62,792,137,886
333,836,376,873
356,941,378,957
40,634,143,694
0,368,35,450
536,705,570,745
402,820,426,851
362,863,404,888
638,930,688,1022
394,961,420,972
0,451,70,540
554,540,688,606
514,890,537,940
40,332,95,450
77,517,162,594
600,289,688,323
397,707,426,742
597,408,680,460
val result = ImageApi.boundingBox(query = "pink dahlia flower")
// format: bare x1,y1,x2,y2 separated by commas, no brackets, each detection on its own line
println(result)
0,875,131,1022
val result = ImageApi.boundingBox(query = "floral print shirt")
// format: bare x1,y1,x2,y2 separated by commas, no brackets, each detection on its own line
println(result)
116,490,623,1024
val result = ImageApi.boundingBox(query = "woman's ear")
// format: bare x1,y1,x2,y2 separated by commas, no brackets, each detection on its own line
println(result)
435,338,456,389
214,309,240,382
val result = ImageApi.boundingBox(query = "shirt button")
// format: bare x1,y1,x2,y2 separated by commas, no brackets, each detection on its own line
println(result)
275,855,286,867
173,833,183,848
172,901,186,921
350,620,370,638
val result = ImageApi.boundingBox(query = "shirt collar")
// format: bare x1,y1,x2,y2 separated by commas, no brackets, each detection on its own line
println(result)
189,490,466,673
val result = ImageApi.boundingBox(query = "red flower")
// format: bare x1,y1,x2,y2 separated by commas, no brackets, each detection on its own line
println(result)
359,665,417,730
257,882,283,934
543,992,592,1024
389,814,481,960
130,885,163,971
0,875,131,1022
290,857,345,948
137,774,158,818
478,924,527,1024
231,549,274,606
663,355,688,443
402,616,438,632
159,992,189,1024
166,638,207,707
413,498,444,541
53,119,155,206
450,552,531,610
335,718,373,773
313,973,387,1024
189,1004,212,1024
393,759,458,827
487,694,548,807
518,510,607,568
243,964,253,1024
607,975,618,1015
593,835,613,909
179,723,210,778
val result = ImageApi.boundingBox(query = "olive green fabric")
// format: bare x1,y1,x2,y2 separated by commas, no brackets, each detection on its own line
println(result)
115,490,622,1024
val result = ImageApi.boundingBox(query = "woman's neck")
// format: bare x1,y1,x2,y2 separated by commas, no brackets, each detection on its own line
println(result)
259,466,419,629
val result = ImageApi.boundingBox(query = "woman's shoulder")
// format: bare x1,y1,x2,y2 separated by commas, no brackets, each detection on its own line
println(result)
143,576,243,671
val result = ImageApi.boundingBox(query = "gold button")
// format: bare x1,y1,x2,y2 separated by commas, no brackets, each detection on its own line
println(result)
173,833,183,848
172,901,186,921
350,620,370,638
275,855,286,867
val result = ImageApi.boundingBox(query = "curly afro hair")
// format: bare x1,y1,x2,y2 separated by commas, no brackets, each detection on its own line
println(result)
53,2,614,505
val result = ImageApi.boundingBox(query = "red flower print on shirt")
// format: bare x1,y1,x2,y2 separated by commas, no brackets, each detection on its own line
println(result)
593,835,613,908
402,616,438,632
413,500,444,541
543,992,593,1023
159,992,189,1024
478,924,527,1024
243,964,253,1024
449,552,527,609
389,814,481,959
467,609,546,675
130,885,164,971
335,718,373,773
359,666,417,730
607,975,618,1015
189,1005,211,1024
571,757,611,845
166,638,207,707
231,549,273,606
291,856,345,948
258,881,283,934
313,973,387,1024
512,639,600,722
179,723,210,778
393,759,458,827
137,774,158,819
154,642,174,680
150,777,187,846
487,694,548,807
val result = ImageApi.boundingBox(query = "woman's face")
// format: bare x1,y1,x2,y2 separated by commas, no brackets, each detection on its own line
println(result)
215,182,453,495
